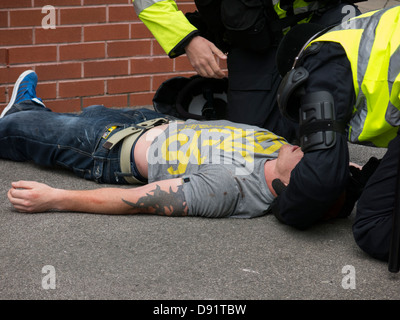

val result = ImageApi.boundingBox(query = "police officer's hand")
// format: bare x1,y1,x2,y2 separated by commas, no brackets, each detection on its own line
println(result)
185,36,227,79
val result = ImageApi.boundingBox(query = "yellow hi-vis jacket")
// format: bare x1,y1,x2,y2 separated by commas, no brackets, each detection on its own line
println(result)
132,0,198,58
309,6,400,148
132,0,333,58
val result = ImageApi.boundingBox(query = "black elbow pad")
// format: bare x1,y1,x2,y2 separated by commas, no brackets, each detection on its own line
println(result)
299,91,345,152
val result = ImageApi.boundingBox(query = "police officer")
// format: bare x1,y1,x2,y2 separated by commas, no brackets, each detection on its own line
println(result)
131,0,363,140
274,5,400,262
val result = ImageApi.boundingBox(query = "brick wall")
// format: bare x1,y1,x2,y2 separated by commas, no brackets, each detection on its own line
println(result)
0,0,217,113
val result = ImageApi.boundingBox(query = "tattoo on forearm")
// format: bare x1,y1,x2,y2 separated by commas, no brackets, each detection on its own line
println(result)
122,184,188,216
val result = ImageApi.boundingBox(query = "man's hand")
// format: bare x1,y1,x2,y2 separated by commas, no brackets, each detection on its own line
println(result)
185,36,227,79
7,181,59,213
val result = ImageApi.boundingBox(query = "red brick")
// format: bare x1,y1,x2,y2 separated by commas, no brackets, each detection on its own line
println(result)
131,56,174,74
0,11,8,27
152,74,176,91
0,0,32,9
107,76,151,94
0,1,198,113
8,45,57,64
45,98,82,113
179,3,197,13
84,24,130,41
0,29,33,46
83,94,128,108
131,23,153,39
59,79,104,98
35,26,82,44
0,66,30,85
107,40,151,58
85,0,131,5
9,9,44,27
108,5,136,22
36,63,82,81
36,82,57,100
152,40,166,55
34,0,81,7
0,49,8,66
175,3,195,14
0,85,7,103
84,60,129,77
60,7,107,25
175,55,194,72
129,92,154,107
60,43,105,61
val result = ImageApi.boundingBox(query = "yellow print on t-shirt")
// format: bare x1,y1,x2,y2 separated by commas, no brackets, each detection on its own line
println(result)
161,125,287,175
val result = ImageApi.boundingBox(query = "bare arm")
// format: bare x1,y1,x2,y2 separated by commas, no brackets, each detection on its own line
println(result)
7,179,188,216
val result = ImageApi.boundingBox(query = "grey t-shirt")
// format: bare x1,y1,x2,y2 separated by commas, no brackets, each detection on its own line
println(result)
147,120,288,218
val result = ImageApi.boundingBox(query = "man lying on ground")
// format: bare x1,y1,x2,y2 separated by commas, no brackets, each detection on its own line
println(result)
1,70,304,218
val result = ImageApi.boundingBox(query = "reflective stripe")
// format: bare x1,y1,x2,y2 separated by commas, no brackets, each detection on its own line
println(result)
309,6,400,147
132,0,165,15
136,0,198,55
356,10,387,93
357,8,400,146
273,0,327,19
273,0,327,35
386,26,400,126
293,1,322,15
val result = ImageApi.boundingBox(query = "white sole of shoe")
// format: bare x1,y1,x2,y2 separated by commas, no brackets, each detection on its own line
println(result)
0,70,35,119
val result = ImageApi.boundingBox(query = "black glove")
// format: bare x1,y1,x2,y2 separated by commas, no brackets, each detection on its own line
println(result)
265,179,287,223
272,179,286,196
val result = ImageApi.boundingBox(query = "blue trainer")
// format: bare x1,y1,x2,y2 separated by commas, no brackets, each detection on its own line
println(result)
0,70,46,118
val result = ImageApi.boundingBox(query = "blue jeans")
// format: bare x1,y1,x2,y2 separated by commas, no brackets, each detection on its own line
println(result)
0,102,166,184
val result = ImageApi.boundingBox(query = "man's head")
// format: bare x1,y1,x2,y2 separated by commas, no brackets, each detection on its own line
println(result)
275,144,304,185
265,144,304,197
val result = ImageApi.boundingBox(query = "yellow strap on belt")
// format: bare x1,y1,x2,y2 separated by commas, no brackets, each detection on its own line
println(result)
103,127,142,150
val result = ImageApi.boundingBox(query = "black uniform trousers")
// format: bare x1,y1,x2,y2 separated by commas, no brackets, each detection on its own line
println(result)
353,134,400,261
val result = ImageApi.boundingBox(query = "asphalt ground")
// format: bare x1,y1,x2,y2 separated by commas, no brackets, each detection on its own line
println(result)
1,0,400,310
